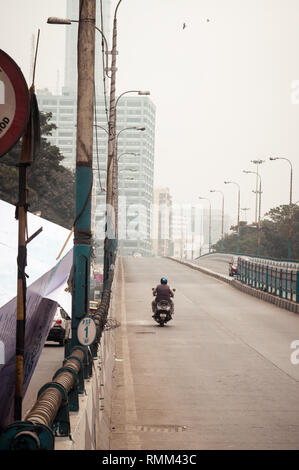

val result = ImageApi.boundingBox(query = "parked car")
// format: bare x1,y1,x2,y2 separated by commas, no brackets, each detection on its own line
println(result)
46,306,71,346
228,256,238,277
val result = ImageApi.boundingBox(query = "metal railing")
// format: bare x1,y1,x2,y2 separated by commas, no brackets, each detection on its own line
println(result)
237,258,299,302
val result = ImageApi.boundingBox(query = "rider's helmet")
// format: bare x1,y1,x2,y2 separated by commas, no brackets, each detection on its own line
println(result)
160,277,168,284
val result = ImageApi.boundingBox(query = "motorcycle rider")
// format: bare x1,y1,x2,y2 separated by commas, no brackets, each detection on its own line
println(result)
152,277,175,317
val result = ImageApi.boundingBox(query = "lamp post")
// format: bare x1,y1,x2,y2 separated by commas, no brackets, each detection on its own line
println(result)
241,207,250,223
117,152,140,162
116,126,145,149
102,0,123,290
116,90,150,108
198,197,212,253
224,181,240,253
210,190,224,251
269,156,293,259
243,169,262,256
47,16,110,74
250,159,265,224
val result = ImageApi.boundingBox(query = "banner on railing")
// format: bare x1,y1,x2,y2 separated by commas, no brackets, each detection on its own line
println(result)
0,249,73,432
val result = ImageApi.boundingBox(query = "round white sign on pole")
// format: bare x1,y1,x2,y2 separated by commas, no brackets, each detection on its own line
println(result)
0,50,29,158
77,316,97,346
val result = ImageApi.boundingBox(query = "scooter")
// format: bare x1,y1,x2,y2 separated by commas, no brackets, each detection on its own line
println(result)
152,288,176,327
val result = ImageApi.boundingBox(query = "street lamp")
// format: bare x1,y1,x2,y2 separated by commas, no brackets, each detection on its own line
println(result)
269,156,293,259
210,190,224,251
116,90,150,108
116,126,145,152
243,169,262,256
47,16,110,75
117,126,145,138
241,207,250,223
224,181,240,253
117,152,140,162
250,159,265,224
198,197,212,253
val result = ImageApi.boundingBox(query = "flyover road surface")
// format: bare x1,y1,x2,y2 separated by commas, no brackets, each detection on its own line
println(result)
193,253,234,276
110,256,299,450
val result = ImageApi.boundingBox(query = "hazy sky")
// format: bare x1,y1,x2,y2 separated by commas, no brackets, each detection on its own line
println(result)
1,0,299,226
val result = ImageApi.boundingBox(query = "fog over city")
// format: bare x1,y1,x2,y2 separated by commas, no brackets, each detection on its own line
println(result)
1,0,299,226
3,1,299,453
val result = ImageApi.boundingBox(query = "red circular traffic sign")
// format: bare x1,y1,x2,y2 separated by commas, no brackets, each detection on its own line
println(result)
0,50,29,158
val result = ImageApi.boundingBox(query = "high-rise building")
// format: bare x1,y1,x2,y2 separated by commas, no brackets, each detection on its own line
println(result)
95,96,156,257
152,188,173,257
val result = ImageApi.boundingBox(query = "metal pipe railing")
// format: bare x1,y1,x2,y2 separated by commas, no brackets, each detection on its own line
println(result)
0,269,115,450
25,348,84,428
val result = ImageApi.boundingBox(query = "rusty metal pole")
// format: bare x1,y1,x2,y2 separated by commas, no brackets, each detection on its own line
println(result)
103,0,123,290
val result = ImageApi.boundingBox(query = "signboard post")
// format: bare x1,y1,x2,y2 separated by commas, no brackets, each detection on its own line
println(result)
77,316,97,347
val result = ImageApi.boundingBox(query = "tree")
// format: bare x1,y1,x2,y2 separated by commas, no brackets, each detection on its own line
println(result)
212,222,259,256
211,205,299,261
0,112,75,229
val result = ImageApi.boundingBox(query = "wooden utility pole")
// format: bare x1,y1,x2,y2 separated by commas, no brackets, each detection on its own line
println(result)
71,0,96,347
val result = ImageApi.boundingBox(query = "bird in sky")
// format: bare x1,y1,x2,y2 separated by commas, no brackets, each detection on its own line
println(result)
182,19,211,30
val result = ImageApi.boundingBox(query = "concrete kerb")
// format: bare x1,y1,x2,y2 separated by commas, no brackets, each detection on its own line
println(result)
166,257,299,315
56,258,120,450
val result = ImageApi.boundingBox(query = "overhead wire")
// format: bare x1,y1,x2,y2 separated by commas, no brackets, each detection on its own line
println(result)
92,0,113,194
100,0,111,122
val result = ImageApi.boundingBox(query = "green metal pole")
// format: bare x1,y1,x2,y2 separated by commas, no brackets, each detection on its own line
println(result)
71,0,95,348
258,263,261,289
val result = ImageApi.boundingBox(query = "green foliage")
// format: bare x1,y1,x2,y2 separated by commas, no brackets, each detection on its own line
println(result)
212,205,299,260
0,112,75,229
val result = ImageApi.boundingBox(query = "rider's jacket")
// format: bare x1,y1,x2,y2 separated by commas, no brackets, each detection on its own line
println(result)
153,284,174,302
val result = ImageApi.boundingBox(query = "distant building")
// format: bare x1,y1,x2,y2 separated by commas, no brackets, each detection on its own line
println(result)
171,204,203,259
116,96,156,257
152,188,173,257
